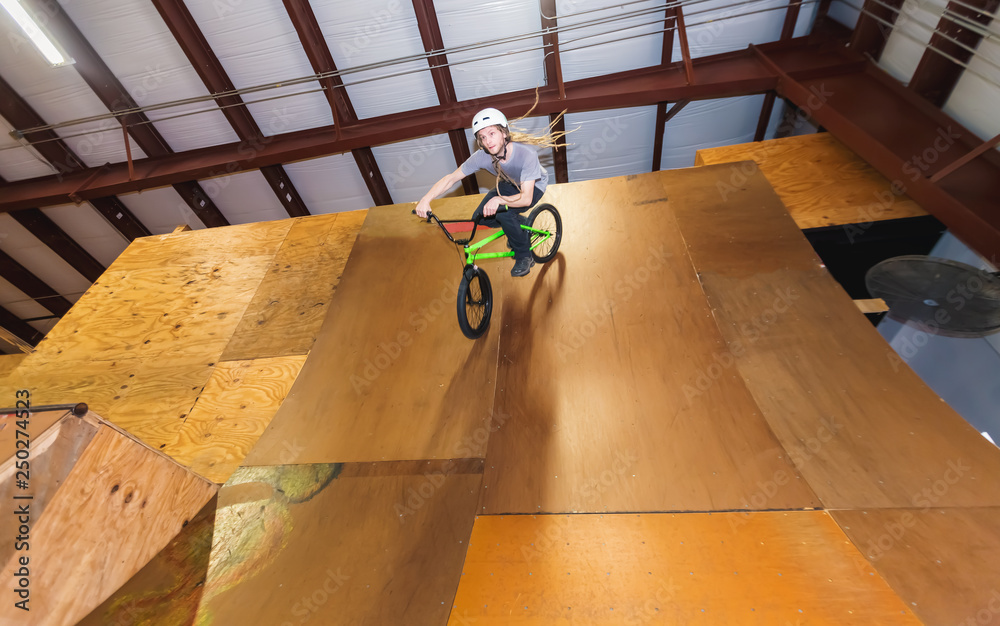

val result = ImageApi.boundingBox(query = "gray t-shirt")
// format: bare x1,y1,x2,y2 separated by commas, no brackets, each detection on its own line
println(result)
460,142,548,193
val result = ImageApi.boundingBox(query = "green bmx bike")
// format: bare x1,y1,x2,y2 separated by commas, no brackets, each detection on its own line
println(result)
414,204,562,339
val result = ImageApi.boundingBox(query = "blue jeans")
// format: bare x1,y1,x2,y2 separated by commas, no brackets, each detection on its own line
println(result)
472,181,544,259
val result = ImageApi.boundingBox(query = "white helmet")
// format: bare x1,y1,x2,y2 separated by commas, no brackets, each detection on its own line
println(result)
472,108,508,135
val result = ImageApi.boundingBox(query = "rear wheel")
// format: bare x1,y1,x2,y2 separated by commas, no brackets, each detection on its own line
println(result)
457,266,492,339
527,204,562,263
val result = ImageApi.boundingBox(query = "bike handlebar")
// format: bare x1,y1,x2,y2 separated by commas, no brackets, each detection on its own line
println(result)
412,205,511,245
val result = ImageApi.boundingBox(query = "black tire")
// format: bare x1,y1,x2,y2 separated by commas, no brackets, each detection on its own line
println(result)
457,266,492,339
527,204,562,263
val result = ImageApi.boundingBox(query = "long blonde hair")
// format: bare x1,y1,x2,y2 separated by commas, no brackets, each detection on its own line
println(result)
486,95,575,191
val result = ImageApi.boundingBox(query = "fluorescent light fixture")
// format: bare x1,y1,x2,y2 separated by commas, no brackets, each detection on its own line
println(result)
0,0,71,66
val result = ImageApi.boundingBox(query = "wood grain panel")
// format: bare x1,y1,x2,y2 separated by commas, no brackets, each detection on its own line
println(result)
0,354,26,377
450,512,920,624
478,178,820,514
76,495,217,626
171,356,307,484
667,164,1000,508
695,133,927,229
222,210,367,361
833,507,1000,626
0,418,217,626
0,411,97,568
243,203,504,465
193,465,479,626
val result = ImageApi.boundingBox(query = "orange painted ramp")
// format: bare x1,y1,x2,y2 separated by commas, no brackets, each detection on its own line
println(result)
449,512,921,625
479,177,820,514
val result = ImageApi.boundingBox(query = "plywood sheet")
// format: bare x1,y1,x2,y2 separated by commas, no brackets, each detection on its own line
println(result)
194,463,480,625
76,495,218,626
449,511,920,624
478,178,820,514
0,354,26,377
171,356,307,483
0,411,97,568
221,210,367,361
665,164,1000,508
694,133,927,229
0,417,217,626
243,203,504,465
833,507,1000,626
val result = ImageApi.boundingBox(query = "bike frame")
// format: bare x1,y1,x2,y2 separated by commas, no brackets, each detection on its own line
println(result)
422,211,553,267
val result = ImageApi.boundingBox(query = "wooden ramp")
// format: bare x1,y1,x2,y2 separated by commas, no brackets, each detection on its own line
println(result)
13,156,1000,625
0,407,217,625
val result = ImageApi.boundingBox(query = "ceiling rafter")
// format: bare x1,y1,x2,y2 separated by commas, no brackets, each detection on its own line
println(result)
353,148,393,206
0,248,73,318
20,0,229,228
780,0,803,41
549,113,568,183
540,0,566,100
151,0,311,218
662,6,677,66
0,77,152,243
88,197,153,241
754,92,778,141
0,305,42,351
0,74,137,337
282,0,357,126
848,0,906,60
412,0,477,195
908,0,999,107
0,47,803,210
652,100,690,172
8,209,104,282
540,0,569,184
282,0,391,208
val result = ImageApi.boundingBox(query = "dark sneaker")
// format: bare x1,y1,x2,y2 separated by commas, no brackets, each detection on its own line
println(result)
511,256,535,277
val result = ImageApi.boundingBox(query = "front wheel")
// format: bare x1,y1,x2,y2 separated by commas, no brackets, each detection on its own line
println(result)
457,266,493,339
527,204,562,263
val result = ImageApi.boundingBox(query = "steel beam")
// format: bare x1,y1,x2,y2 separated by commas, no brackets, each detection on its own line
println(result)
448,129,479,195
550,113,569,184
755,92,777,141
0,306,42,349
0,45,789,212
153,0,311,217
8,209,105,282
0,249,73,317
89,196,153,241
908,0,1000,107
353,148,393,207
849,0,905,61
21,0,228,227
283,0,357,125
